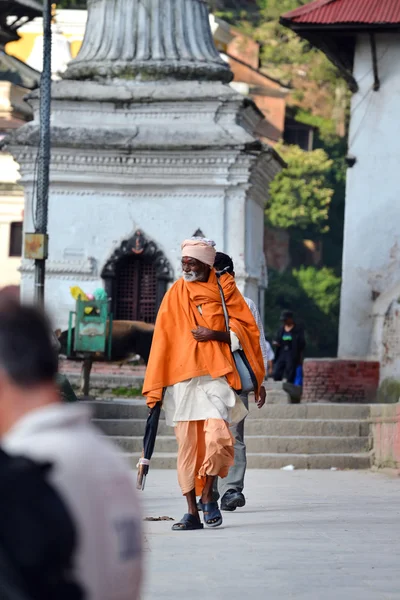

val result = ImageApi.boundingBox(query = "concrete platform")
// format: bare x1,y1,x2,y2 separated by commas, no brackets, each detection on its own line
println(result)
140,469,400,600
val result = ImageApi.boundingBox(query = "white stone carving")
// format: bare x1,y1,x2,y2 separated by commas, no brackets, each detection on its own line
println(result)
19,257,97,279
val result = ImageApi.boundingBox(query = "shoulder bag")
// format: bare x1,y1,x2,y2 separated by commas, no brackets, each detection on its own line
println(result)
215,270,258,394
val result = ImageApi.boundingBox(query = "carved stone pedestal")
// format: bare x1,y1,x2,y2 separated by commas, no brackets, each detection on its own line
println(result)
7,0,283,328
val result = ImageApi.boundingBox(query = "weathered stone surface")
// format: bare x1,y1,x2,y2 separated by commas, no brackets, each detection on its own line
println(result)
265,390,291,405
370,403,400,468
64,0,232,83
7,124,139,149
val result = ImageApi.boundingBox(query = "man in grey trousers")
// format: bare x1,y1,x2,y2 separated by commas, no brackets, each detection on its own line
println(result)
213,253,269,512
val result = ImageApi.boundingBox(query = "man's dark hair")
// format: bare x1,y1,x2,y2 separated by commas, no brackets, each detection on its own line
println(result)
214,252,234,275
0,305,58,387
280,310,294,321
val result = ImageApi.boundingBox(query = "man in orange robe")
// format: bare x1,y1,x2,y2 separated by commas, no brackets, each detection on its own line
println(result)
143,238,265,531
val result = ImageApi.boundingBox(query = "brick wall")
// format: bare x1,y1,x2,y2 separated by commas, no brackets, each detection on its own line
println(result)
371,404,400,469
303,359,380,403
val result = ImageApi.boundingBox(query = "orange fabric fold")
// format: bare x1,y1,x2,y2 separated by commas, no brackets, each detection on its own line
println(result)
142,270,265,405
175,419,234,496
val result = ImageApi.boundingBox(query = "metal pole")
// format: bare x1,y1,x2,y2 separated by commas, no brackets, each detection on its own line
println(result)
34,0,52,308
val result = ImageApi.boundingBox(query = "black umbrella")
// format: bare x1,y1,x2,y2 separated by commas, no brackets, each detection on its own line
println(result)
136,402,161,491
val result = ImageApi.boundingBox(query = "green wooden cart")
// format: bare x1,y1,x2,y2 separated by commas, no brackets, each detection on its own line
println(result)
67,299,113,396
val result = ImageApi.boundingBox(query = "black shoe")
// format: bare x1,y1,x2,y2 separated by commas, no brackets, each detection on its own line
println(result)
221,489,246,512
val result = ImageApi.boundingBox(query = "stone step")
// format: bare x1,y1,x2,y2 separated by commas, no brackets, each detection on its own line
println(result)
88,400,149,420
94,418,149,436
93,416,370,438
246,452,372,470
246,436,370,454
89,400,373,421
249,403,372,420
122,451,372,470
109,434,370,455
245,418,370,437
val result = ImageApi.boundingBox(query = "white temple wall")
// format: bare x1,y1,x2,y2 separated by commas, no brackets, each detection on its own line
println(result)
21,185,229,329
20,179,265,330
338,33,400,359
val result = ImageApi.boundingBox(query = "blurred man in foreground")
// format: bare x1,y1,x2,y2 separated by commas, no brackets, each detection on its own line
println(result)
0,299,142,600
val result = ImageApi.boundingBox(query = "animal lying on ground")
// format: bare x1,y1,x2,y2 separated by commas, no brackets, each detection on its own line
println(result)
57,320,155,365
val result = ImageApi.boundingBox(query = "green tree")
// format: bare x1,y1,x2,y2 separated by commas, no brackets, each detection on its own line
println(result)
293,266,341,318
266,143,334,233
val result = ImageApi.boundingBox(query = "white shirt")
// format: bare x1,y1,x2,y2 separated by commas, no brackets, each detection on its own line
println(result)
2,404,142,600
244,297,273,372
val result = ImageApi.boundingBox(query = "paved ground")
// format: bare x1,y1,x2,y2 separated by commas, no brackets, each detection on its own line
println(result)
140,470,400,600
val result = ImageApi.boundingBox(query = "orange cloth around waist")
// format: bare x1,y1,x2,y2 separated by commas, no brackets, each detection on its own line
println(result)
142,270,265,406
175,419,234,496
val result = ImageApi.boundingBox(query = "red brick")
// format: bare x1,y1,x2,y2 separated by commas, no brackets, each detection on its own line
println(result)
303,359,380,403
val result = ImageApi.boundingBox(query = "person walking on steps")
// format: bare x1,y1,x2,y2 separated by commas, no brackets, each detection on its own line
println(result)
273,310,306,384
207,252,267,513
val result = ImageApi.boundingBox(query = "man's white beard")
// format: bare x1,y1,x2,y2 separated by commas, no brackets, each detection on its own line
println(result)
183,271,199,282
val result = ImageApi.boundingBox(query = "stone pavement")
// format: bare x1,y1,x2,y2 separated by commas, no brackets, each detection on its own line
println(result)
140,470,400,600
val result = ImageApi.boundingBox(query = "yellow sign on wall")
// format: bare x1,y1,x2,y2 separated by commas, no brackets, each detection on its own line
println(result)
24,233,48,260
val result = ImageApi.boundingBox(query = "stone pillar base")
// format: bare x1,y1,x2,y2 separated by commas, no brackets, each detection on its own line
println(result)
303,359,380,403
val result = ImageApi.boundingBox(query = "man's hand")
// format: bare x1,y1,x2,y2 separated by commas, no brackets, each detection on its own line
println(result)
191,326,231,344
191,326,215,342
255,385,266,409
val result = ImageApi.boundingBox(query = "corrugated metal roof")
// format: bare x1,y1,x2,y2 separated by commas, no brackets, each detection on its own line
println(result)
282,0,400,26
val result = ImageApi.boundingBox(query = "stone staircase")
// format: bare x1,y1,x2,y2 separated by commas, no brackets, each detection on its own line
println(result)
91,399,373,470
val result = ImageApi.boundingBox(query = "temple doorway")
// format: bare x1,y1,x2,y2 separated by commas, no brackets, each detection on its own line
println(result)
115,256,157,323
102,230,173,323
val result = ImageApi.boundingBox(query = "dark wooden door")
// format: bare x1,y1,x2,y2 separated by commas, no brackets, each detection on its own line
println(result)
115,257,157,323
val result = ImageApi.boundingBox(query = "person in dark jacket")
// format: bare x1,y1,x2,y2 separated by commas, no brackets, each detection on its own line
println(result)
273,310,305,384
0,449,83,600
0,289,83,600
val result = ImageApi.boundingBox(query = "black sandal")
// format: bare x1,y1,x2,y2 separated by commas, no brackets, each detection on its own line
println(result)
203,502,223,528
171,513,204,531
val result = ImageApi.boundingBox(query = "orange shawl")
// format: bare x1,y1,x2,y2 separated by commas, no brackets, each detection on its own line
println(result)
143,270,265,406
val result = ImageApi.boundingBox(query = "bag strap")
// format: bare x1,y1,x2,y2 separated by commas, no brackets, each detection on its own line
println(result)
215,272,230,333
